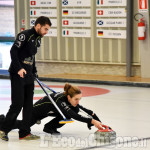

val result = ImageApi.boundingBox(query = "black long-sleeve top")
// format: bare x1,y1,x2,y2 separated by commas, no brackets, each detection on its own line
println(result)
9,27,41,75
33,92,93,124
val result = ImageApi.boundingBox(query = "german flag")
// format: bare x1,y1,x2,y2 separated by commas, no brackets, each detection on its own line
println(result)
98,31,103,36
63,10,68,15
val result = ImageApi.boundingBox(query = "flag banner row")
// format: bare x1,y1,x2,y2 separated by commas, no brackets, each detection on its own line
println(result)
29,0,127,38
30,0,127,7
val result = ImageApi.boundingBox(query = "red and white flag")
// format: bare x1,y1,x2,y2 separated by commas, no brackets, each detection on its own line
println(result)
97,10,103,15
31,1,36,6
63,20,69,25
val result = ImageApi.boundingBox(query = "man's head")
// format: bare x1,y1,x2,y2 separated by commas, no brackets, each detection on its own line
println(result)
34,16,52,37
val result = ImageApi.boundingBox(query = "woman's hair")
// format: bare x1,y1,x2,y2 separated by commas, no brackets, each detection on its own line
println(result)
64,83,81,98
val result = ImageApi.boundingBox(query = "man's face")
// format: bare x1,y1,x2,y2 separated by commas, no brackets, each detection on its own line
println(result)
36,24,50,37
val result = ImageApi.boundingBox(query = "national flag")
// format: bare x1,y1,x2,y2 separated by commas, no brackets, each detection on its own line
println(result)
63,30,69,35
97,10,103,15
30,10,36,15
31,1,36,5
97,0,100,5
31,20,35,25
63,20,69,25
97,20,104,26
62,0,68,5
101,0,103,5
98,31,103,36
63,10,68,15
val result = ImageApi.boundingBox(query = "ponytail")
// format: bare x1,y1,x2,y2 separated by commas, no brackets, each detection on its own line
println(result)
64,83,81,98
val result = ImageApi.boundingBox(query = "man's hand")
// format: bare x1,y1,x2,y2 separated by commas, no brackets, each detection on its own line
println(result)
33,72,38,78
18,69,27,78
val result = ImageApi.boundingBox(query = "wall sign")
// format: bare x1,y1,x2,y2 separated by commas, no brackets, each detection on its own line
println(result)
62,29,91,37
62,0,91,7
97,19,126,27
62,9,91,17
45,29,57,37
30,18,57,27
138,0,148,12
30,0,57,7
62,19,91,27
96,8,126,17
96,0,127,6
30,9,57,17
97,29,126,39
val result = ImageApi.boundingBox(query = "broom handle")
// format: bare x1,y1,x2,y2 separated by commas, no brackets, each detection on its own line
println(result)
35,78,66,120
39,81,57,94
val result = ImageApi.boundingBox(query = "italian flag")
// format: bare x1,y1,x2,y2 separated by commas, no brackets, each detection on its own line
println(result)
63,30,69,35
30,10,36,15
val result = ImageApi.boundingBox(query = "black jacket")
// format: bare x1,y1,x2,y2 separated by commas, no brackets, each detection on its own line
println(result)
9,27,41,75
33,92,93,124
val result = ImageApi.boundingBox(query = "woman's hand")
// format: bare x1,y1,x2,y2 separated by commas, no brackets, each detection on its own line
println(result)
91,119,103,130
18,69,27,78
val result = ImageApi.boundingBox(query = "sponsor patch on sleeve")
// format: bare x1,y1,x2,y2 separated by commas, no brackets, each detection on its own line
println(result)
19,34,25,41
15,40,22,48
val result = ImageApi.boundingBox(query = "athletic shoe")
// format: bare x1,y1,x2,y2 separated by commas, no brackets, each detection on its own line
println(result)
43,127,61,135
0,131,9,141
19,134,40,140
0,114,5,120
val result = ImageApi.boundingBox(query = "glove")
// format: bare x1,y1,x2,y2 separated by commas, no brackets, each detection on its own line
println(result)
33,72,38,78
87,113,101,130
87,123,94,130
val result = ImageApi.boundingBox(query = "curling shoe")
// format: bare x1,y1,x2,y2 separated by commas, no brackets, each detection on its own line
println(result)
43,127,61,135
19,134,40,140
0,131,8,141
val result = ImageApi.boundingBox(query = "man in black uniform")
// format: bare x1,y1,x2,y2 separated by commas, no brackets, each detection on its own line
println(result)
0,83,102,135
0,16,52,141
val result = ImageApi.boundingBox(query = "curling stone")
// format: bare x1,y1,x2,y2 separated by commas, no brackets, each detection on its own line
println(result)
94,124,116,142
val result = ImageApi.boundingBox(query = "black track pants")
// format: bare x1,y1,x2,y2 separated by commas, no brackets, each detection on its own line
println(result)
44,116,65,130
1,74,34,138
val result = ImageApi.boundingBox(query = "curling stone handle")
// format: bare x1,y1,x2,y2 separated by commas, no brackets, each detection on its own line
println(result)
98,124,109,132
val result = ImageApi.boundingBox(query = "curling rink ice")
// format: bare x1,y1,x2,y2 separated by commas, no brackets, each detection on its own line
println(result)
0,79,150,150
